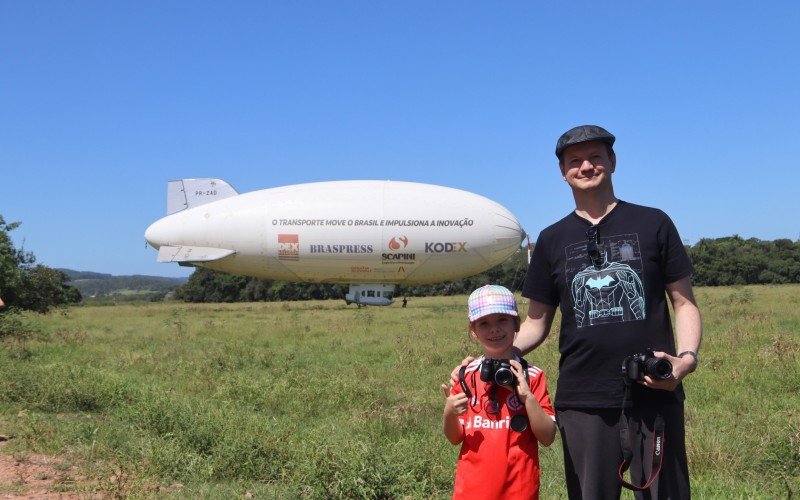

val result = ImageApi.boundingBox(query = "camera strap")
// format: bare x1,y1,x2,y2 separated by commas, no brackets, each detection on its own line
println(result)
458,364,473,401
511,357,531,398
520,357,530,383
617,383,666,491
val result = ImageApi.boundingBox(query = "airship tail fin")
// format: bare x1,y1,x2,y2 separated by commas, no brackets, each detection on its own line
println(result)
157,245,236,263
167,178,239,215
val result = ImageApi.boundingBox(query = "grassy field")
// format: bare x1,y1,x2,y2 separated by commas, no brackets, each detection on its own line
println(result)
0,285,798,498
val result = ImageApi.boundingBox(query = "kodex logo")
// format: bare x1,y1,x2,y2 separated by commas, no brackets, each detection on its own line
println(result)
425,242,467,253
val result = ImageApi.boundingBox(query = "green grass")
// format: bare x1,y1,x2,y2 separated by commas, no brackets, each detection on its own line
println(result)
0,285,798,498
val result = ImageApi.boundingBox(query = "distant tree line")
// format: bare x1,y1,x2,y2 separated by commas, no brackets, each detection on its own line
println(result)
174,236,800,303
60,270,187,298
687,236,800,285
175,250,530,303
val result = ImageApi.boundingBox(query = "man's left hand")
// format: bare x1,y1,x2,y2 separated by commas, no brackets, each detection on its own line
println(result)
637,351,696,391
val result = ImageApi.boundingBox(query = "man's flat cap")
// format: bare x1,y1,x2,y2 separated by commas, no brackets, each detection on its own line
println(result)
555,125,615,159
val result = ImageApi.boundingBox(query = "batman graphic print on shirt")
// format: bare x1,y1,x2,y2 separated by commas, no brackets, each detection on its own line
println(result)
565,233,646,328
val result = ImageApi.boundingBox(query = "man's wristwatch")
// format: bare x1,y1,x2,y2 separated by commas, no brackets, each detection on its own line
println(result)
678,350,699,369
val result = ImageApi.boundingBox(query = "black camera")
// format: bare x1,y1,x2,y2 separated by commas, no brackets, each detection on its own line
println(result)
480,359,516,386
621,349,673,381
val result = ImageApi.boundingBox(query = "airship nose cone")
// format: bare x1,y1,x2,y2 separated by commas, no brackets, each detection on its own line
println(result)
145,219,168,249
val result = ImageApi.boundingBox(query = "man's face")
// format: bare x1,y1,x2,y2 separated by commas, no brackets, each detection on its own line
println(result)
559,141,616,192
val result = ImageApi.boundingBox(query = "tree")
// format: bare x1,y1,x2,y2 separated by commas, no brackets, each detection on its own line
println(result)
174,267,248,302
16,265,82,313
0,215,81,313
687,236,800,286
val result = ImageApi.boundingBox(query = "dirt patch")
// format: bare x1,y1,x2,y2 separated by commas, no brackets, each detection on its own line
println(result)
0,436,82,499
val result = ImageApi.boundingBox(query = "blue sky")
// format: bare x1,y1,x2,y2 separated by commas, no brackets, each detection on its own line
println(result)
2,1,798,278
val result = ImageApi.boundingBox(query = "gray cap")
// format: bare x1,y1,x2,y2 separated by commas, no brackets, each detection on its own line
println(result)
555,125,615,159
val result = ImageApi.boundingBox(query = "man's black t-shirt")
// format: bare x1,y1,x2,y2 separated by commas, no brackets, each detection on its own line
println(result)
522,201,694,409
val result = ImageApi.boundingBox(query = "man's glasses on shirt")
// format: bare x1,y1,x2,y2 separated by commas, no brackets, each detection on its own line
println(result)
586,226,603,267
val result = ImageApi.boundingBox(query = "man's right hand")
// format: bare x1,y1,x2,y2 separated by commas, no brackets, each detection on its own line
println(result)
449,356,476,387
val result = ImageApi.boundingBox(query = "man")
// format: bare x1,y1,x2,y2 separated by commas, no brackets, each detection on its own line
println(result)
517,125,702,498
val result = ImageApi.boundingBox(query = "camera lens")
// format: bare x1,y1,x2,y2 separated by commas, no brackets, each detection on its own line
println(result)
645,357,673,380
494,367,515,386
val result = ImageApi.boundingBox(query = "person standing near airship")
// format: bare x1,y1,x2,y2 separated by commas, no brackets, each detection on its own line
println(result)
516,125,702,498
442,285,556,499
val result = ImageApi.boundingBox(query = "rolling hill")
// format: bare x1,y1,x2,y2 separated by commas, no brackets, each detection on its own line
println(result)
58,269,188,298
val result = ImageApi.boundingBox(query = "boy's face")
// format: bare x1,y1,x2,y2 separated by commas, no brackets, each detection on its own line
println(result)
469,313,520,358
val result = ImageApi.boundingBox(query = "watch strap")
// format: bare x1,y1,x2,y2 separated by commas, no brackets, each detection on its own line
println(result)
678,350,698,366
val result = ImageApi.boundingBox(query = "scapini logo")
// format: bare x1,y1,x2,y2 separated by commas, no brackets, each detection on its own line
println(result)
384,235,415,263
388,236,409,250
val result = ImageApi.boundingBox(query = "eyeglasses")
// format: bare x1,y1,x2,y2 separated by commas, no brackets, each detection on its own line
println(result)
586,226,603,267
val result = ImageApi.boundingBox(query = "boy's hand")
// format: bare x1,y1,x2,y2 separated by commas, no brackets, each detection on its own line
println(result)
441,384,468,417
509,360,533,403
449,356,476,387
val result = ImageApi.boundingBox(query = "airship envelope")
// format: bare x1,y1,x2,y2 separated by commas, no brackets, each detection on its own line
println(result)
145,179,525,305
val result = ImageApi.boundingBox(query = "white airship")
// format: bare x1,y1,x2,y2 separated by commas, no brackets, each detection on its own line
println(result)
145,179,525,306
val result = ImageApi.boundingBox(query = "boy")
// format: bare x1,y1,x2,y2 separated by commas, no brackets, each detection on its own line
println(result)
441,285,556,499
